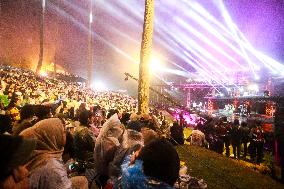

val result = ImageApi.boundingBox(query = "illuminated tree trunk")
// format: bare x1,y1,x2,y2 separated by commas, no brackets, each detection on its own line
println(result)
87,0,93,87
138,0,154,114
54,51,57,78
36,0,45,74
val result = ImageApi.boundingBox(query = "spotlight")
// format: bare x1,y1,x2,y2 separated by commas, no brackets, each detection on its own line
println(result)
39,70,48,77
254,75,260,81
91,80,107,91
150,56,163,73
248,84,259,92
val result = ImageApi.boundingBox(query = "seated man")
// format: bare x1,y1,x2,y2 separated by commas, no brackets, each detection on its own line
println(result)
73,110,96,162
120,138,180,189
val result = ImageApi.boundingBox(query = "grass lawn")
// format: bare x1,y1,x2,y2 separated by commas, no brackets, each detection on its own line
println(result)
176,145,284,189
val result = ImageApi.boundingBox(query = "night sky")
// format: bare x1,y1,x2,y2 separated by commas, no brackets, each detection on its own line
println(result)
0,0,284,94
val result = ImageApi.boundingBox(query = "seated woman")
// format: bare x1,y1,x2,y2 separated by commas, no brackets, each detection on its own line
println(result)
94,114,124,187
120,138,180,189
20,118,87,189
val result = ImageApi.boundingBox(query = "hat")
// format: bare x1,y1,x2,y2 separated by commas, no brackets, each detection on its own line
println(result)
0,134,36,180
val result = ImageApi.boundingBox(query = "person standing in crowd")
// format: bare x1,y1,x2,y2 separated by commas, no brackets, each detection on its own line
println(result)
255,125,265,163
0,134,36,189
170,121,184,145
230,119,242,159
218,118,231,157
249,126,257,162
240,122,250,159
250,124,264,163
252,123,264,163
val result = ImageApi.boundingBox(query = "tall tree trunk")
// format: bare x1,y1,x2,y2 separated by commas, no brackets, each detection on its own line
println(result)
138,0,154,114
87,0,93,88
53,0,59,79
54,51,57,78
36,0,45,74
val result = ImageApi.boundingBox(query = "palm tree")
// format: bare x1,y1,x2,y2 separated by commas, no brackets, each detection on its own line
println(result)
36,0,45,74
138,0,155,114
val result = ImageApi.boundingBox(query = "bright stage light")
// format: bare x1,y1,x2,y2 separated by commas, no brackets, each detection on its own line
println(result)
150,56,164,73
91,80,107,91
51,0,284,88
176,18,243,68
42,0,46,9
248,84,259,92
39,70,48,77
89,12,93,23
254,75,260,81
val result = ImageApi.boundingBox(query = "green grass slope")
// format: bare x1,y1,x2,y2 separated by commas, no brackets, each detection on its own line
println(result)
176,145,284,189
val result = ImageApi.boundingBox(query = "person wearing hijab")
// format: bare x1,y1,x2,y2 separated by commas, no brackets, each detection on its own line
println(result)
20,118,72,189
94,114,124,187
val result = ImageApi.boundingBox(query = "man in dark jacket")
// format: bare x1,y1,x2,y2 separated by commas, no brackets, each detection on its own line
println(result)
218,119,231,157
230,119,242,159
240,122,250,159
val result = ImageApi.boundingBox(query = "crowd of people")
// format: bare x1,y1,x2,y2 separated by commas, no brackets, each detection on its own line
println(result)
188,117,266,163
0,65,138,116
1,64,280,188
169,112,267,164
0,65,197,189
